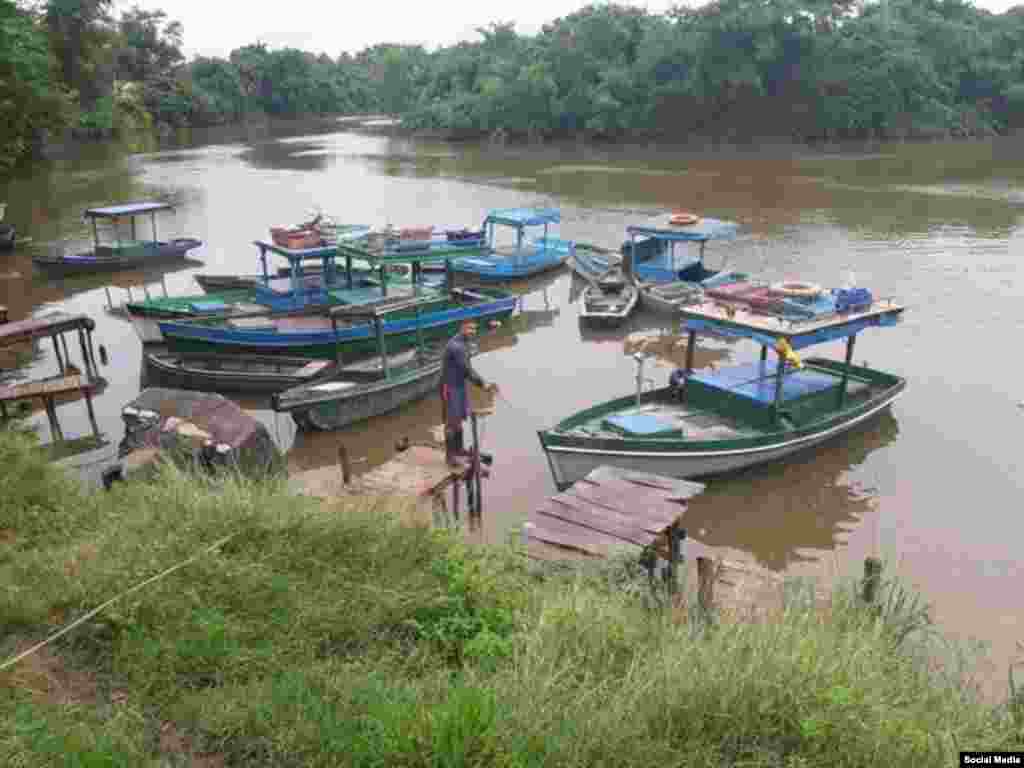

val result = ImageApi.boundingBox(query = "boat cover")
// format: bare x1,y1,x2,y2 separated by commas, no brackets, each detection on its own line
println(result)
119,388,282,476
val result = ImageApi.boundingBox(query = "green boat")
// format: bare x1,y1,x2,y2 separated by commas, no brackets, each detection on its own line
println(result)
539,291,905,489
272,298,444,431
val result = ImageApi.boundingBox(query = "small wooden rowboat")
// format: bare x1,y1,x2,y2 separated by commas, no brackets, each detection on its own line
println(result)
144,352,338,395
579,268,639,327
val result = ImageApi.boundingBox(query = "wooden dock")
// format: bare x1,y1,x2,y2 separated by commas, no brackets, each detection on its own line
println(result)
291,443,488,527
0,313,104,441
524,465,785,614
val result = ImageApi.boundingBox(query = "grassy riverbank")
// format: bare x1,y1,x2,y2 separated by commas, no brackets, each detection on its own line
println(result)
0,427,1019,765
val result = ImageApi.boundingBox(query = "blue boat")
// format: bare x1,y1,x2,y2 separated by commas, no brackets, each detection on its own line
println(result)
158,286,518,360
570,242,621,283
621,215,739,285
450,208,573,281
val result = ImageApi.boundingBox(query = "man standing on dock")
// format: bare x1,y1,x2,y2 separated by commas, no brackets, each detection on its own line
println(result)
441,319,498,466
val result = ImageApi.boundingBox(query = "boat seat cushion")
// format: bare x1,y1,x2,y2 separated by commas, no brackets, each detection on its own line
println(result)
189,301,227,313
602,412,683,437
727,369,840,406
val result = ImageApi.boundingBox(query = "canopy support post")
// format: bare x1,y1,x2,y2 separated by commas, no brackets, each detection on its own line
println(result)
376,316,388,380
838,333,857,407
773,350,786,424
684,330,696,376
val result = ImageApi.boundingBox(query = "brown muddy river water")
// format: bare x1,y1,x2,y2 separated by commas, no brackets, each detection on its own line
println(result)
2,119,1023,688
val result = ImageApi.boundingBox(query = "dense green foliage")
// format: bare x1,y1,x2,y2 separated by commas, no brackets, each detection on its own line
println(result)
3,0,1024,171
0,427,1022,765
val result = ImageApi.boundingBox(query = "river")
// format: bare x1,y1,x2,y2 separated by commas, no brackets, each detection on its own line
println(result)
2,117,1022,692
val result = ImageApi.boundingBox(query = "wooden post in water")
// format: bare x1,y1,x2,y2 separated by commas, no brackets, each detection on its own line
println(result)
862,557,883,604
338,443,352,485
697,557,715,613
470,412,482,524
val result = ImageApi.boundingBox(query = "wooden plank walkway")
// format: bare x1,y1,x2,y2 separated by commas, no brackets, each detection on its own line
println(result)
525,466,703,560
524,465,787,616
291,444,488,526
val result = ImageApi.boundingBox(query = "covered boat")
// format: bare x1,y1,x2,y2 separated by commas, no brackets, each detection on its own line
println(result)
621,214,739,286
539,288,905,488
32,202,202,276
450,208,573,280
118,388,283,477
272,297,444,430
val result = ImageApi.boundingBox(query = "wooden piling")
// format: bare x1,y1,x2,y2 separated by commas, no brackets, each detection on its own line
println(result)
862,557,883,604
338,444,352,485
697,556,715,613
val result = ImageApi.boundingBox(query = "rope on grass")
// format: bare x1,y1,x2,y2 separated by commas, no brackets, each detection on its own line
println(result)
0,533,236,673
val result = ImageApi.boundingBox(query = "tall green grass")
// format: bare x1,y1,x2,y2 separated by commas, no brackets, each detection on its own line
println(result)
0,426,1020,766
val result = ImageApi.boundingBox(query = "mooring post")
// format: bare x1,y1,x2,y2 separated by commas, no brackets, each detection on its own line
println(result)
520,521,534,548
451,475,460,522
666,522,681,595
470,412,482,523
697,557,715,614
338,443,352,485
862,557,883,604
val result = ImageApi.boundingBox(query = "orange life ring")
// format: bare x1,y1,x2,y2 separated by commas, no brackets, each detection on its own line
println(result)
669,211,699,226
770,281,822,299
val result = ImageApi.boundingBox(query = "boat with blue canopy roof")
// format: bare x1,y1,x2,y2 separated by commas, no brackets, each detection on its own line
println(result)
538,284,905,488
449,208,573,280
32,202,203,277
621,214,750,314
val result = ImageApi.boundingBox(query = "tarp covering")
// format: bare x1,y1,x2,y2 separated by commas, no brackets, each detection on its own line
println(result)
119,388,283,477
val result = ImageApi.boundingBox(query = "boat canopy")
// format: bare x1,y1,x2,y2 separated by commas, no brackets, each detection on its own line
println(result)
626,216,738,242
484,208,560,228
85,202,174,218
680,300,904,351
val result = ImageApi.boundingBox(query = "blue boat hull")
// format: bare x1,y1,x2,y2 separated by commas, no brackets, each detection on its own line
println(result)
158,294,518,359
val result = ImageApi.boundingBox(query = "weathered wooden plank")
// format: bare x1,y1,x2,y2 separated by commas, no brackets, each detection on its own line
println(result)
540,497,657,548
527,515,637,558
584,465,705,499
0,313,92,347
565,483,684,528
0,375,91,402
550,490,670,536
574,477,690,522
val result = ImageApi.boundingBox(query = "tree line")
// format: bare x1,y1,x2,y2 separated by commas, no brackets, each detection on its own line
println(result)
3,0,1024,172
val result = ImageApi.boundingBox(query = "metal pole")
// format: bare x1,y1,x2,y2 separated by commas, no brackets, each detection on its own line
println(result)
838,334,857,407
91,217,99,250
52,335,65,374
415,304,423,354
684,330,696,375
77,329,93,378
60,333,72,369
259,245,269,284
346,252,353,289
331,315,343,367
104,285,113,310
83,386,100,437
376,316,388,380
773,345,786,423
151,212,157,242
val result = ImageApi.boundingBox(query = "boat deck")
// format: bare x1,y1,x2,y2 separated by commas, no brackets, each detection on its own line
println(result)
565,363,874,441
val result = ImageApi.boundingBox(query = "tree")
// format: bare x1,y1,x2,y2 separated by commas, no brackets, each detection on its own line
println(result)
1,0,70,170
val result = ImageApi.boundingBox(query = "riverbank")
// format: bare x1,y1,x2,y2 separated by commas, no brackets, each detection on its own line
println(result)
0,426,1018,764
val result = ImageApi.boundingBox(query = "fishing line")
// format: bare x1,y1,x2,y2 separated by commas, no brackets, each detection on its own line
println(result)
0,534,236,673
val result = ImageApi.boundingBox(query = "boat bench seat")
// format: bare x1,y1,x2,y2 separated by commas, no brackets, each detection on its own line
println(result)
691,363,846,408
